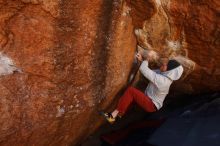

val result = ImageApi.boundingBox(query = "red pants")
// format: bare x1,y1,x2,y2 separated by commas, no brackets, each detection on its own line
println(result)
117,86,157,115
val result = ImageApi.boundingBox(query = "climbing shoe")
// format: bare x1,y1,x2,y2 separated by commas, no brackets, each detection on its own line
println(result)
99,111,116,124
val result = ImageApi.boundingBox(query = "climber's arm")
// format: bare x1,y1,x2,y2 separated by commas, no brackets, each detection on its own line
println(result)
139,60,157,84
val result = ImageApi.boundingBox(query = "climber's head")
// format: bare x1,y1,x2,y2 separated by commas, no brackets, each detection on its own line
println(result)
158,58,181,72
158,58,169,72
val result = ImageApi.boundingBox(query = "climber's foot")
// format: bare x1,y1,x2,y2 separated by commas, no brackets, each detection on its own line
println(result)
99,111,116,124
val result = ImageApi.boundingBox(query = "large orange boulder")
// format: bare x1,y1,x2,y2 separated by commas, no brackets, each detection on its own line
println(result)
0,0,136,145
0,0,219,145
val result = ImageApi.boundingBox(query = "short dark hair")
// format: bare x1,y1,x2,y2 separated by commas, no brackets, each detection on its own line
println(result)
167,60,180,71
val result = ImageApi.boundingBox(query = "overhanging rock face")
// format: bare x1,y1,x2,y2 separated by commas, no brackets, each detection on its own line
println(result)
133,0,220,94
0,0,219,145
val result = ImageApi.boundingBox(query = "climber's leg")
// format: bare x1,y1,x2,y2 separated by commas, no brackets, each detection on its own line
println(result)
116,86,157,116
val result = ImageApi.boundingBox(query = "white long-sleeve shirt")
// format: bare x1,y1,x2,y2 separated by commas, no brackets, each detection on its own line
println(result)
139,61,183,110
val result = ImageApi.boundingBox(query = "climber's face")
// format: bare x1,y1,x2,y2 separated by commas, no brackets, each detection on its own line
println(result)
159,58,168,72
160,63,168,72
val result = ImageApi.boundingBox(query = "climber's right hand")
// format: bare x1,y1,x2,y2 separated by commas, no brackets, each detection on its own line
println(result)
136,53,143,62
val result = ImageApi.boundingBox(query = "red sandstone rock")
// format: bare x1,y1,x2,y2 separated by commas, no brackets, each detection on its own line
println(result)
0,0,219,146
0,0,136,145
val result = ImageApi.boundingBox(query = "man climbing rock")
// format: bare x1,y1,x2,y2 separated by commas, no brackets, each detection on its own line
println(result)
101,52,184,124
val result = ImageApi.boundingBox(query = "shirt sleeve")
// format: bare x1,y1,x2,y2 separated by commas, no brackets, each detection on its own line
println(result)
153,69,160,73
139,60,158,85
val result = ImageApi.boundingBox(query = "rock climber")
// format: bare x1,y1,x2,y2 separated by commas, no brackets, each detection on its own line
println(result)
101,51,184,124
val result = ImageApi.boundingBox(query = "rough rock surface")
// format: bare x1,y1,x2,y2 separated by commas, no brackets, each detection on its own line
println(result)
0,0,136,145
0,0,219,146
